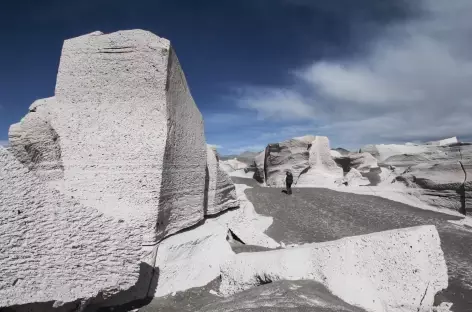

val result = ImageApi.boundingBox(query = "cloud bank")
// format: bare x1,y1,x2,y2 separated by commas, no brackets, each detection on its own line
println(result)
229,0,472,150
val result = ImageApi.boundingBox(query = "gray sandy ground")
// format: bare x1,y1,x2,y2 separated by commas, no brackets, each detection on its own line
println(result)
140,279,366,312
231,177,472,312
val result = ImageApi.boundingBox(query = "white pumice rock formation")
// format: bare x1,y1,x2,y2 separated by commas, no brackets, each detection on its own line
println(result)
152,220,234,297
336,168,370,187
347,152,379,173
220,158,248,173
219,225,448,312
396,161,471,213
426,136,458,146
205,145,239,215
8,30,207,245
262,136,342,187
252,150,266,183
0,147,144,307
8,97,63,184
297,136,344,184
263,136,314,187
360,143,433,163
1,29,232,309
152,183,278,298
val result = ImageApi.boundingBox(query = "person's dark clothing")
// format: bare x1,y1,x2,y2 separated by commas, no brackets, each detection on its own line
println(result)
286,173,293,195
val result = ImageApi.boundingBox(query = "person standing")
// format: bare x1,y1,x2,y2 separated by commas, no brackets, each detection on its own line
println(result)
285,171,293,195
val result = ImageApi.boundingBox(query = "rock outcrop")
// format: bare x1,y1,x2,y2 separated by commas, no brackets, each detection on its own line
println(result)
152,183,278,298
219,225,448,312
261,136,342,187
205,145,239,215
8,97,63,184
359,140,471,213
396,161,471,213
252,151,265,183
152,220,234,297
336,168,370,187
263,136,315,187
8,30,208,245
1,29,240,309
0,147,145,308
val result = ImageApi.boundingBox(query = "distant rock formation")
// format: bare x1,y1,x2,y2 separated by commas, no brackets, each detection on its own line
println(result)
220,225,448,312
258,135,342,187
361,139,471,213
252,150,265,183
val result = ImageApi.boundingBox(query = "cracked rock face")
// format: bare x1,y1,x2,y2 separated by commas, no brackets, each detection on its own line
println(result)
219,225,448,312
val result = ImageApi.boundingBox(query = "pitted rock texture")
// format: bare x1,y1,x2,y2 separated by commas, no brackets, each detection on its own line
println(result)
205,145,239,215
0,147,143,307
219,225,448,312
18,29,208,244
8,97,63,183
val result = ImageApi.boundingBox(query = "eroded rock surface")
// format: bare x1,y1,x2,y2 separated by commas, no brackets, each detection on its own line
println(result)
220,225,448,312
0,147,144,308
8,97,63,184
1,29,212,309
8,30,207,244
263,136,342,187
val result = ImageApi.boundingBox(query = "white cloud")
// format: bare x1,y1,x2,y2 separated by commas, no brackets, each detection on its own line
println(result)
235,87,317,121
0,140,9,147
230,0,472,146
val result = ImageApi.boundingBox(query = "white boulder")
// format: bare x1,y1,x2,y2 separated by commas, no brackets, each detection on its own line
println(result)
336,168,370,187
153,220,234,297
11,30,207,244
296,136,343,186
1,29,211,308
0,147,145,307
152,183,278,298
426,137,459,146
205,145,239,215
220,158,248,173
263,135,343,187
219,225,448,312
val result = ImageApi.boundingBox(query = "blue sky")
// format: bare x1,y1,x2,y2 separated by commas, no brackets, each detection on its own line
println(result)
1,0,471,154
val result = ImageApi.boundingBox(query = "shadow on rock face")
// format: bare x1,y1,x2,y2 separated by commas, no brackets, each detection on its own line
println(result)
2,262,159,312
87,262,158,312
